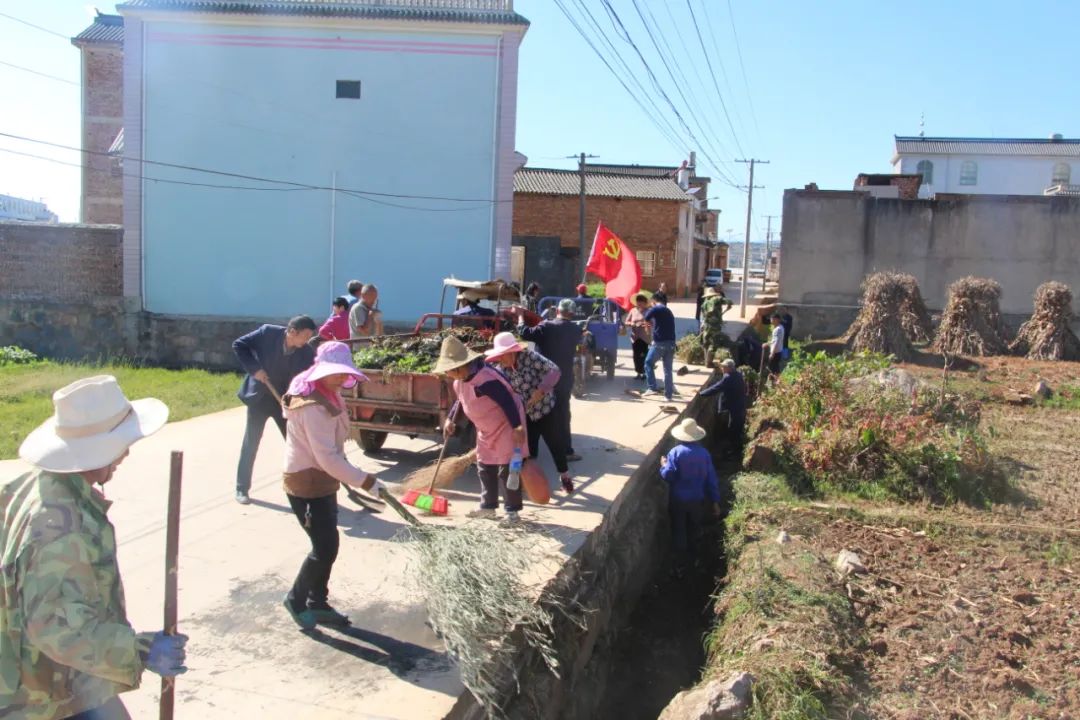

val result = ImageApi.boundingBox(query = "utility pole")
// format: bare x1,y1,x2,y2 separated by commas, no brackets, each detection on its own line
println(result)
762,214,779,291
736,158,768,318
567,152,599,282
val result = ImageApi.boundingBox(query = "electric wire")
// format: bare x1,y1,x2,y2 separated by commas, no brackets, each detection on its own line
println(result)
0,11,71,40
0,59,78,86
684,0,745,158
726,0,762,139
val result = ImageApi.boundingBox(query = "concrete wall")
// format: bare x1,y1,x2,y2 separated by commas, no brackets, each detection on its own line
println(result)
127,17,519,324
779,189,1080,338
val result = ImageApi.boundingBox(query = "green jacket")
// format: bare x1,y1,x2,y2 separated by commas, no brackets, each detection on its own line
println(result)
701,296,732,333
0,470,153,720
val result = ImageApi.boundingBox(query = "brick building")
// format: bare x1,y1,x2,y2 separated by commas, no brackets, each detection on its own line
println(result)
513,166,696,298
72,12,124,225
854,172,923,200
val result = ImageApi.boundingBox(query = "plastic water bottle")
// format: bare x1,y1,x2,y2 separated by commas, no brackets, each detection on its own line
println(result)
507,448,523,491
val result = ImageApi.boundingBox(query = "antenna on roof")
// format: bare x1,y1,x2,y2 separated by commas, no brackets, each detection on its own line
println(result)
919,112,925,138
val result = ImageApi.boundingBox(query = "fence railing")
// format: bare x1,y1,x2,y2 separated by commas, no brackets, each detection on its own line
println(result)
1044,183,1080,196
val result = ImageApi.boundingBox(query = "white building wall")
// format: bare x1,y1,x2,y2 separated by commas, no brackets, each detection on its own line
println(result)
895,154,1075,196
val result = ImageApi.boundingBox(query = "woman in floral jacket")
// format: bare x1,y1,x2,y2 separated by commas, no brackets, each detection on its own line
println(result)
484,332,574,494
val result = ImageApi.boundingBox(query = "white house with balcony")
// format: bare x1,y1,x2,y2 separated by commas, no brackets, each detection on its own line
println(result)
892,135,1080,198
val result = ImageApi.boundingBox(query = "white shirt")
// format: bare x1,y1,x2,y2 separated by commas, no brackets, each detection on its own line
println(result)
770,324,785,355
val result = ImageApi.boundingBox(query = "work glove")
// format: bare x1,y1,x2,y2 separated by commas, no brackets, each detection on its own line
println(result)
146,631,189,677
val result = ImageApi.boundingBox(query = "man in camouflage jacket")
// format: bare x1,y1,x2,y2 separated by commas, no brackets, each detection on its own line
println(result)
1,376,186,719
699,286,733,367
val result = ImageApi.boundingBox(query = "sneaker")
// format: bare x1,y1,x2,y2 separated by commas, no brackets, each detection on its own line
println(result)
500,511,522,527
642,389,661,397
235,491,251,505
566,452,583,462
560,474,575,494
467,508,497,520
308,603,351,627
670,389,682,397
282,598,316,630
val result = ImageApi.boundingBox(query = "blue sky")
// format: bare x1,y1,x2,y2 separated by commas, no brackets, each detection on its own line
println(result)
2,0,1078,233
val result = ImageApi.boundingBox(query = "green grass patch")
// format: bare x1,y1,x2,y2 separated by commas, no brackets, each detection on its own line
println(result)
0,361,241,459
1037,384,1080,410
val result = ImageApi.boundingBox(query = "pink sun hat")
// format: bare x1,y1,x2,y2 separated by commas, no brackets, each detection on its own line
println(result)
484,331,528,361
288,341,368,396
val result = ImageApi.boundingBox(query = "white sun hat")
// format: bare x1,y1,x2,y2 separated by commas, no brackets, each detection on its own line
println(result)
19,375,169,473
670,418,707,443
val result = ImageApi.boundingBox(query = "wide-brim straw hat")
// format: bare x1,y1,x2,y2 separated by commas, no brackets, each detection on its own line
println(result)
433,335,483,374
19,375,169,473
484,331,528,361
703,286,724,298
288,341,368,395
670,418,707,443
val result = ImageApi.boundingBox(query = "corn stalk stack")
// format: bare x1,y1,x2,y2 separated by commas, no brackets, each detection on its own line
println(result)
1009,281,1080,361
933,276,1009,356
843,271,915,361
897,272,934,343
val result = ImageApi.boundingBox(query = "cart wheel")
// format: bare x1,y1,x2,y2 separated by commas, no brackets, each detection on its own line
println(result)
358,430,388,454
606,351,616,380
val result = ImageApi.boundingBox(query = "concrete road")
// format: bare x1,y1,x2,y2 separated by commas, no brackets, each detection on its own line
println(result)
0,336,720,719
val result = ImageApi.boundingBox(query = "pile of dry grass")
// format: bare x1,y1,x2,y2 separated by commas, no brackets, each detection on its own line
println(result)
897,273,934,343
401,448,476,491
1009,281,1080,361
933,276,1009,356
843,271,915,361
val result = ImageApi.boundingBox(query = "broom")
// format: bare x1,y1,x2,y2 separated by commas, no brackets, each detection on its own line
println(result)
400,441,453,515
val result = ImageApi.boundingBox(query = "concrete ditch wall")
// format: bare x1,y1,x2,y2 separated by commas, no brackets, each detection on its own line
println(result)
446,386,721,720
779,190,1080,338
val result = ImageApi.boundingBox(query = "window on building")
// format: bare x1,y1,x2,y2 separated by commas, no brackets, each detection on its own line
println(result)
959,161,978,186
915,160,934,185
1053,162,1071,186
637,250,656,277
336,80,361,99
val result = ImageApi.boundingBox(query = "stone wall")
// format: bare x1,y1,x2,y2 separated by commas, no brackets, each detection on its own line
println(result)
0,221,122,299
447,386,723,720
779,189,1080,337
514,193,687,294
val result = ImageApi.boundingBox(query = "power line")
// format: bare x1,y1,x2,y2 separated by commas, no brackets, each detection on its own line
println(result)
726,0,762,139
684,0,745,158
696,0,754,149
1,146,491,213
0,131,511,204
595,0,740,188
735,158,768,318
0,11,70,40
0,59,78,86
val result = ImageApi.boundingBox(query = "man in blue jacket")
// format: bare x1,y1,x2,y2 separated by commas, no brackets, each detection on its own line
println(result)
660,418,721,573
699,359,747,459
233,316,317,504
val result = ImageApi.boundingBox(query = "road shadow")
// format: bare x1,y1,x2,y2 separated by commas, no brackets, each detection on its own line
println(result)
302,625,454,684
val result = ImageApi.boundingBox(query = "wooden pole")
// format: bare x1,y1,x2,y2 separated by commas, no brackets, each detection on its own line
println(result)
160,451,183,720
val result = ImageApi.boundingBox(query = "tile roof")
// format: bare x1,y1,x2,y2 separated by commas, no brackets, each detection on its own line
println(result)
72,14,124,44
117,0,528,25
514,168,692,202
895,136,1080,158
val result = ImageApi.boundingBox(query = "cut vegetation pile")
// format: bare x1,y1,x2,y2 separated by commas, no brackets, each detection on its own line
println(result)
933,276,1009,356
843,271,915,361
753,350,1007,505
1009,280,1080,361
402,523,564,718
353,326,488,374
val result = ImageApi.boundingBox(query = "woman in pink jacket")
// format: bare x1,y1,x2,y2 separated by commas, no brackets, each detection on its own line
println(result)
281,341,383,630
435,336,527,524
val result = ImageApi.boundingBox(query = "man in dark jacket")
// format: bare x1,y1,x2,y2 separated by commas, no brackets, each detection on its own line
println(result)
233,316,317,504
699,359,747,459
517,298,584,462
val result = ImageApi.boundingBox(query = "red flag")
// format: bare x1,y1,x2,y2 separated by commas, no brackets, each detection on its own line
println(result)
585,222,642,310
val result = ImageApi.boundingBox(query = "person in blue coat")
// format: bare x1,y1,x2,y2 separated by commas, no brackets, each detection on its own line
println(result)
660,418,721,571
699,359,747,459
232,316,317,504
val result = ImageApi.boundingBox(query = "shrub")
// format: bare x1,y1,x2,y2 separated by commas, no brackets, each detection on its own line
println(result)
0,346,39,366
754,350,1006,506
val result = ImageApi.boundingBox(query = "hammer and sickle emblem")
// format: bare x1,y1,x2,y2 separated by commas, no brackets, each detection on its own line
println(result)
602,238,621,261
